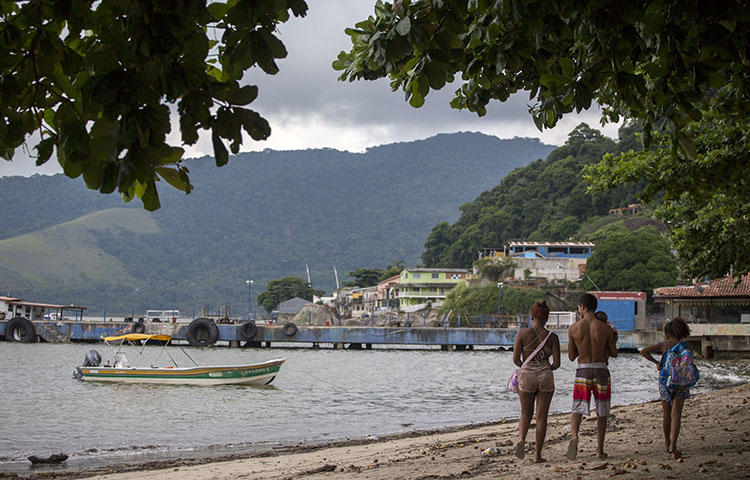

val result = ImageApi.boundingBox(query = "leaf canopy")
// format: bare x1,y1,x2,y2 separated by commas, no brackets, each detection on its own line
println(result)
335,1,750,157
0,0,308,210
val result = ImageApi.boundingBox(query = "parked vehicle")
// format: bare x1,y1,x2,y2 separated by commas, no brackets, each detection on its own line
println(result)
146,309,179,323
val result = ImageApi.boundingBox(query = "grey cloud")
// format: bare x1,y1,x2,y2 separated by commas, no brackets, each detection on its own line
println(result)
246,1,561,136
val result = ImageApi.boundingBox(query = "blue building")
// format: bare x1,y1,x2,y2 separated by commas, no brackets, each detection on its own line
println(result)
504,241,594,259
592,291,647,331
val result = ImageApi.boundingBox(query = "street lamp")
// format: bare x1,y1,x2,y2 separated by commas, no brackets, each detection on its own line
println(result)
497,282,503,316
246,280,254,319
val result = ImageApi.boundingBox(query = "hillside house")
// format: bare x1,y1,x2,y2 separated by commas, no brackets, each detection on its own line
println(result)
505,241,594,258
376,275,401,309
334,286,379,319
609,203,644,216
495,241,595,281
397,268,470,308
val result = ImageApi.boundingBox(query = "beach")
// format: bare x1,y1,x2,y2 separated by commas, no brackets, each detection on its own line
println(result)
10,381,745,480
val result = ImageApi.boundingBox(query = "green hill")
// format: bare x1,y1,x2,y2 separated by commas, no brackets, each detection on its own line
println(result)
0,209,158,307
0,132,554,313
421,124,646,268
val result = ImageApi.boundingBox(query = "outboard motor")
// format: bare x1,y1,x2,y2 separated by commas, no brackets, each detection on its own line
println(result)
82,349,102,367
74,349,102,380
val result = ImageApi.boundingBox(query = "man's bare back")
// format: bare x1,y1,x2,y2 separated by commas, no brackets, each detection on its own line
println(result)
569,310,618,363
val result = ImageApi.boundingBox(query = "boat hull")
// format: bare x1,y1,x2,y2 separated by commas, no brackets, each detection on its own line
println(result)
76,358,285,386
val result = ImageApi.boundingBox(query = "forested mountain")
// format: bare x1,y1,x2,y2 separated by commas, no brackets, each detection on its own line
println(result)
421,124,646,267
0,132,554,313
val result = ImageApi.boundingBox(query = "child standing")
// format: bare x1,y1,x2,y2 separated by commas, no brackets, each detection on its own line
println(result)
639,317,694,457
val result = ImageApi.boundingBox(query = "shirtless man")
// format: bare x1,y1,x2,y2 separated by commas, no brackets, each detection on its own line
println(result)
566,293,618,460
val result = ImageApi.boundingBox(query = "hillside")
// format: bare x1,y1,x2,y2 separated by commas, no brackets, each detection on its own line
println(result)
0,132,554,313
421,123,647,267
0,209,158,308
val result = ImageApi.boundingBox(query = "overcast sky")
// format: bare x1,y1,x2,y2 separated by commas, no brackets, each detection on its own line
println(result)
0,0,619,177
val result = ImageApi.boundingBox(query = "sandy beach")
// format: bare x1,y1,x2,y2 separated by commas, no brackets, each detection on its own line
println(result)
9,381,745,480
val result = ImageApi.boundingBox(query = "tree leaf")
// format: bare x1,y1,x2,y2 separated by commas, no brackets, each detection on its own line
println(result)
156,166,191,193
212,130,229,166
207,2,227,20
395,16,411,36
224,85,258,105
34,137,55,166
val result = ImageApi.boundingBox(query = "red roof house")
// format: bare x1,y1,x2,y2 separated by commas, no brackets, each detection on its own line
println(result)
653,275,750,324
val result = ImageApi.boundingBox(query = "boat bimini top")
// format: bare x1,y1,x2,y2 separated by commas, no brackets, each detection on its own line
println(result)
100,333,189,369
103,333,172,343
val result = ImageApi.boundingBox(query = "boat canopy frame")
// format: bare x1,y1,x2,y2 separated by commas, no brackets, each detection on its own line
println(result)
101,334,199,368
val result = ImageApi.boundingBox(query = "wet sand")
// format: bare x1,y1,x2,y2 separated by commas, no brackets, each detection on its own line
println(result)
7,383,750,479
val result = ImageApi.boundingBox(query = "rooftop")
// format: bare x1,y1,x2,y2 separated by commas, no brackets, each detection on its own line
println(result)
406,268,469,273
654,275,750,298
507,241,595,247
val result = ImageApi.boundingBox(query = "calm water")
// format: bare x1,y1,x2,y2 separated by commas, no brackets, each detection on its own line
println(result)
0,343,747,472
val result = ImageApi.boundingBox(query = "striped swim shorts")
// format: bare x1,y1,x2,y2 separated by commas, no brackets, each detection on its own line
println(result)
571,363,611,417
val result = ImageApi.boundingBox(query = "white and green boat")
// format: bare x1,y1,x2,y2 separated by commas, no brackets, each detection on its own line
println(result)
74,333,285,386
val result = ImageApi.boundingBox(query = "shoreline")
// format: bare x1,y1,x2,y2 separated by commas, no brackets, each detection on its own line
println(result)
4,382,749,479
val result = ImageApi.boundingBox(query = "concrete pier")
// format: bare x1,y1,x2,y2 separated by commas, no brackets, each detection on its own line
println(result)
0,320,748,356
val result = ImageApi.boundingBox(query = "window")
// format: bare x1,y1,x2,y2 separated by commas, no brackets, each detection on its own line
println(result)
432,273,439,279
413,273,421,278
570,247,586,254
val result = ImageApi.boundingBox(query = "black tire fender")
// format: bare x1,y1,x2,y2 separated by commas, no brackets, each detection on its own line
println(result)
132,321,146,334
283,322,298,337
5,317,36,342
239,321,258,340
186,318,219,346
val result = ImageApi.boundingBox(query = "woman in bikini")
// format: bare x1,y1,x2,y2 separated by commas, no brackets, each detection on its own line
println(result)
512,300,561,462
639,317,692,457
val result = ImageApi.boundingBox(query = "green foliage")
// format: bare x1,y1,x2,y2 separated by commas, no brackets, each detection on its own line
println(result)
0,208,157,309
337,1,750,158
584,113,750,279
421,124,643,267
585,225,679,295
344,268,385,287
0,132,550,313
441,283,548,317
475,257,515,282
257,276,324,313
0,0,307,210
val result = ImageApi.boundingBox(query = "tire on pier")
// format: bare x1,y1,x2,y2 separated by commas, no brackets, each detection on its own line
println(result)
186,318,219,347
282,322,298,337
132,321,146,334
239,321,258,341
5,317,37,342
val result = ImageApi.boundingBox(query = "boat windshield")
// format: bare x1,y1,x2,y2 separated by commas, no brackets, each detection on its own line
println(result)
113,352,131,368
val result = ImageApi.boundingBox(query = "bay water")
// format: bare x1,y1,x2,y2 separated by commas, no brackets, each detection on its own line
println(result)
0,343,747,472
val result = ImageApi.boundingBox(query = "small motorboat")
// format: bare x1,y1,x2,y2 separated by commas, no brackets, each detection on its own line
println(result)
73,333,285,386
